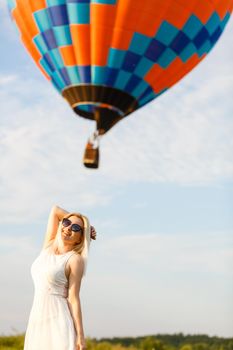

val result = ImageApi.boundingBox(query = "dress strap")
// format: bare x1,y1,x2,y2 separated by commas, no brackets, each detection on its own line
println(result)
63,250,77,264
62,251,77,281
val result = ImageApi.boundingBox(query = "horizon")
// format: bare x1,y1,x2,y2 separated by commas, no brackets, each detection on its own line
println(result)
1,332,233,340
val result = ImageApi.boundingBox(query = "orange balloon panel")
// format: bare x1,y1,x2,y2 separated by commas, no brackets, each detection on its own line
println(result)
8,0,233,126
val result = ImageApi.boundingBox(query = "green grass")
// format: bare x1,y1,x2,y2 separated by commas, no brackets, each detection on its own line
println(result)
0,333,232,350
0,334,24,350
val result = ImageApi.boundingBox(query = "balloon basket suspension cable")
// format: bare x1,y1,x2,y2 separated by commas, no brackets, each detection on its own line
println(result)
83,130,100,169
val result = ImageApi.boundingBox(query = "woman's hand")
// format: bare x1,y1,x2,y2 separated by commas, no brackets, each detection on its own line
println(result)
76,338,87,350
90,225,97,240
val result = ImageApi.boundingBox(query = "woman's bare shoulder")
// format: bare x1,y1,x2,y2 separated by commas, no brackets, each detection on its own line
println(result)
68,253,84,273
69,252,83,264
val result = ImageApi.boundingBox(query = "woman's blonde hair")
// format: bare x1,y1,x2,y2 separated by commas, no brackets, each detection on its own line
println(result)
56,212,91,275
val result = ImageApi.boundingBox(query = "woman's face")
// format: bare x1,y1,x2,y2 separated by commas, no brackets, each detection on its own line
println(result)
61,215,84,246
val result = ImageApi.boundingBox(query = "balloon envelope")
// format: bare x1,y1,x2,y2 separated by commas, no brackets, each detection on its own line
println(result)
7,0,233,134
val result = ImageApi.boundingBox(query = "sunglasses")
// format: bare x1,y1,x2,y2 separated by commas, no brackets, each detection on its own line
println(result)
62,218,83,234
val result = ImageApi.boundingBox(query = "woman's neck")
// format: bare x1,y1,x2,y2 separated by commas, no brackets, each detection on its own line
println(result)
54,241,73,254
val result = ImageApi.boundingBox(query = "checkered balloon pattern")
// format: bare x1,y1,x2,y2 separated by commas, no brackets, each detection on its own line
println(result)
7,0,233,124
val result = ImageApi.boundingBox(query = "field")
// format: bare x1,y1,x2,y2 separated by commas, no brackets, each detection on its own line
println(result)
0,333,232,350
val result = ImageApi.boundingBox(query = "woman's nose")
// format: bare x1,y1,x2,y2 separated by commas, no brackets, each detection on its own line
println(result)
64,224,72,233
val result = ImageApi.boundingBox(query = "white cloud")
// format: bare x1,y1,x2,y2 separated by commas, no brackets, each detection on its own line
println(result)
0,1,15,36
0,74,17,85
0,1,8,13
0,74,113,222
100,231,233,276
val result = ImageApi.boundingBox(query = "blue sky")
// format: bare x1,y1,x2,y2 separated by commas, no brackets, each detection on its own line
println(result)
0,2,233,338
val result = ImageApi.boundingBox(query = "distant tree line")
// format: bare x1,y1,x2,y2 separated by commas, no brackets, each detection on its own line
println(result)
95,334,233,350
0,333,232,350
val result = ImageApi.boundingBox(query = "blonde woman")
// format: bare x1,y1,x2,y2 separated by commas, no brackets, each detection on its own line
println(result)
23,205,96,350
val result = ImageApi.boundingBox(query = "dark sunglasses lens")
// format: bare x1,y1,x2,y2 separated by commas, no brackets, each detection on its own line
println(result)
62,218,71,227
72,224,82,233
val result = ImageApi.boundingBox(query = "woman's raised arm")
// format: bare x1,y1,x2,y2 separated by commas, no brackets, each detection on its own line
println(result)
43,205,68,249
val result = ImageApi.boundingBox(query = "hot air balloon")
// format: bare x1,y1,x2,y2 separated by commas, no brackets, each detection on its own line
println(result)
7,0,233,168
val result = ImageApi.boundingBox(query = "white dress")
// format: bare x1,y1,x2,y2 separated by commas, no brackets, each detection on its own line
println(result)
24,244,77,350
